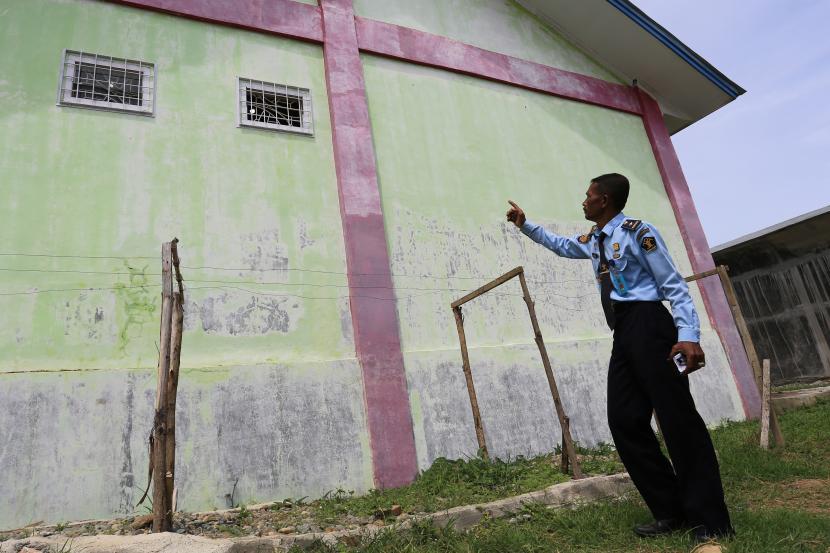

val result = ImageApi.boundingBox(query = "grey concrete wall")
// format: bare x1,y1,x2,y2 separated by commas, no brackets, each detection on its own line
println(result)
404,333,744,471
0,362,373,530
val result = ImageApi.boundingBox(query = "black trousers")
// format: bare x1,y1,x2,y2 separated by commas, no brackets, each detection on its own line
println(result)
607,301,732,534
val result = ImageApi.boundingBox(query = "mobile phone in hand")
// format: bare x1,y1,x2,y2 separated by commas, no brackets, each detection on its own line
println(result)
673,352,687,374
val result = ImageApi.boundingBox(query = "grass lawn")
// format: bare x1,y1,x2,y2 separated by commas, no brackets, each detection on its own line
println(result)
299,399,830,552
309,443,623,526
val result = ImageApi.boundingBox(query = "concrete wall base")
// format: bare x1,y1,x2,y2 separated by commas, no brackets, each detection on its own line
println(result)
1,473,633,553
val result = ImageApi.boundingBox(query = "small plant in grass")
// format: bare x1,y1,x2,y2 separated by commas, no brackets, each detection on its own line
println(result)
55,522,66,533
216,524,244,537
53,538,73,553
237,504,252,523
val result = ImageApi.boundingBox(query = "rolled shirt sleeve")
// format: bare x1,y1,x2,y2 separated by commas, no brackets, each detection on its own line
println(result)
637,226,701,342
520,220,592,260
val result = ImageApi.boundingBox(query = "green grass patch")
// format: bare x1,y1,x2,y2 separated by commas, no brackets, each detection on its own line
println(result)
311,443,622,526
297,400,830,552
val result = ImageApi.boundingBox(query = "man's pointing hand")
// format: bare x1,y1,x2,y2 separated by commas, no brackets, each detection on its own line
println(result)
506,200,526,228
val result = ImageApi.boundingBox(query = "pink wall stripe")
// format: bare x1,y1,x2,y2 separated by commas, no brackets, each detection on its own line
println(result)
355,17,641,115
636,88,761,418
105,1,639,115
320,0,419,488
108,0,324,43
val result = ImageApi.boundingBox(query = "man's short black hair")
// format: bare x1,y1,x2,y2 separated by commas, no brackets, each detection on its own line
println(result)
592,173,629,211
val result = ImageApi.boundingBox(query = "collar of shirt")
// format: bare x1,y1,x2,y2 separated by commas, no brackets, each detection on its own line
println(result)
593,212,627,238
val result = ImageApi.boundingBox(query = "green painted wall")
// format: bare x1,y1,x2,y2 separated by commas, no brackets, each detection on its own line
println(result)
361,55,744,466
352,0,622,83
0,0,353,371
0,0,373,529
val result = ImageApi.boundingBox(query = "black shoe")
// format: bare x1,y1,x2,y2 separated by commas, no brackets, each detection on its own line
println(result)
693,525,735,544
633,518,686,538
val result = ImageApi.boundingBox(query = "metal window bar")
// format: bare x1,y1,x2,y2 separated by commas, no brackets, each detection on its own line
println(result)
58,50,154,115
238,78,313,134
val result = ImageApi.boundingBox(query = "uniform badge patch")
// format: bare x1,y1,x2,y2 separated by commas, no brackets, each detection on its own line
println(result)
578,234,590,244
612,242,620,251
636,226,649,240
622,219,642,231
641,236,657,252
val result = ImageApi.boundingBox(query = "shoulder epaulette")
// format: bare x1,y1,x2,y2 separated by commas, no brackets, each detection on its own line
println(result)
636,226,650,240
621,219,642,231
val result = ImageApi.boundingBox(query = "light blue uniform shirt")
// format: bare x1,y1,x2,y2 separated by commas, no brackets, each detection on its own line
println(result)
520,212,700,342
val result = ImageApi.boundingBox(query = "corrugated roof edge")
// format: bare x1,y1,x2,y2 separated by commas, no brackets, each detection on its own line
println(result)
711,204,830,253
607,0,746,99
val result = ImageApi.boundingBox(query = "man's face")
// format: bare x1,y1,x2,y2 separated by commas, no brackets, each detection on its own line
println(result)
582,182,606,222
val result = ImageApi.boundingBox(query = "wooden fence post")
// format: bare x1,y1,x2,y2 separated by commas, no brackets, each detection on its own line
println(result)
450,267,581,477
517,270,583,479
453,306,488,460
164,239,184,518
760,359,771,449
152,241,174,532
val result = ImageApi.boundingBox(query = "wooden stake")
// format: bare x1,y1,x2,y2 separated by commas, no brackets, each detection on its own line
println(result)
560,416,570,474
716,265,784,447
517,271,583,479
152,241,174,532
760,359,771,449
451,266,523,309
164,239,184,520
450,267,581,476
453,306,488,459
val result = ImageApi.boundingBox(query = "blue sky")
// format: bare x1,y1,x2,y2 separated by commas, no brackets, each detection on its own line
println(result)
633,0,830,247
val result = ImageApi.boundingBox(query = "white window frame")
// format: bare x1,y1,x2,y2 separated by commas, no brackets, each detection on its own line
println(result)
57,50,156,116
237,77,313,135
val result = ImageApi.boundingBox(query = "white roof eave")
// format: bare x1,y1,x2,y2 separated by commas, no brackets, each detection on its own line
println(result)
517,0,745,134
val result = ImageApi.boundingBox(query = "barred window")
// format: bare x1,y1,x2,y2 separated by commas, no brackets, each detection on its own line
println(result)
57,50,155,115
238,78,313,135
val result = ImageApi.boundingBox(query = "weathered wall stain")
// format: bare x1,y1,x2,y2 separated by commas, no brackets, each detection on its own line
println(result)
240,230,289,272
113,264,157,354
188,292,301,336
117,373,136,514
0,362,373,529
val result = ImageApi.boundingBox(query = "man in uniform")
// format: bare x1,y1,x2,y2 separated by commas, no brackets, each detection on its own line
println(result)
506,173,733,544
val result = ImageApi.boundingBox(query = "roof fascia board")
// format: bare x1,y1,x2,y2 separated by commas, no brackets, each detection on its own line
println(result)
606,0,745,99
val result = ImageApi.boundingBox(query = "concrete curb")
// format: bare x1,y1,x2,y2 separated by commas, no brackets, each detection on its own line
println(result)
1,473,633,553
772,386,830,413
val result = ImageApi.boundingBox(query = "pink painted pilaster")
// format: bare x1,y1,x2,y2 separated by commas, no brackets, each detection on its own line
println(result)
107,0,324,43
636,88,760,418
355,17,641,115
320,0,418,488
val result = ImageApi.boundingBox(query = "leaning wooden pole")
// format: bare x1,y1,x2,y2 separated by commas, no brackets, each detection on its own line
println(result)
152,241,174,532
164,239,184,517
452,306,489,459
760,359,771,450
716,265,784,447
517,270,583,479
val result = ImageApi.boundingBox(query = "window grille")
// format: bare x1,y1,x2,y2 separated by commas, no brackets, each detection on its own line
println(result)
238,78,313,135
57,50,155,115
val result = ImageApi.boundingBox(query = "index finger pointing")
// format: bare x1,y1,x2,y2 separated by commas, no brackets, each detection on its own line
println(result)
508,200,519,209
